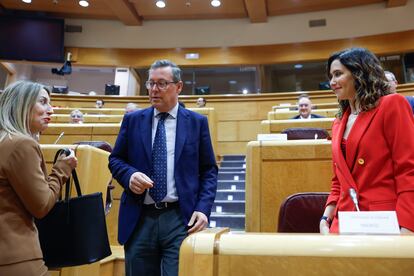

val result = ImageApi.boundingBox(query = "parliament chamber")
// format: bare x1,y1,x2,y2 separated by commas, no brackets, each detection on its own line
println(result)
1,1,414,275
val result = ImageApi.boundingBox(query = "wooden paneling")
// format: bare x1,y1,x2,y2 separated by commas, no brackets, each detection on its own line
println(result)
245,140,333,232
261,118,335,134
268,108,338,120
66,30,414,67
180,232,414,276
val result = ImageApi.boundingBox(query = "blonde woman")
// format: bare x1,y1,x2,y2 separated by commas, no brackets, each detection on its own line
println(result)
0,81,77,275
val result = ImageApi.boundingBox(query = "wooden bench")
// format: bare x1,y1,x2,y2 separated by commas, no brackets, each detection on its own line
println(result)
268,108,338,120
179,231,414,276
245,140,333,232
51,114,124,123
39,123,121,146
261,118,335,135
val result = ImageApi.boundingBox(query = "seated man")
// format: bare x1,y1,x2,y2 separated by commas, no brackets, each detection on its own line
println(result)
125,102,139,114
196,97,206,108
291,94,324,119
384,71,414,113
70,109,84,124
96,99,105,108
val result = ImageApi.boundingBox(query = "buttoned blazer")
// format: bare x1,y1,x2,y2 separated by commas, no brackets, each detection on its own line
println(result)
326,94,414,232
109,106,218,245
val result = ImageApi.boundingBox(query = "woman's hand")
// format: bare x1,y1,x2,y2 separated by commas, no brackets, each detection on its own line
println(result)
320,219,330,235
57,149,78,171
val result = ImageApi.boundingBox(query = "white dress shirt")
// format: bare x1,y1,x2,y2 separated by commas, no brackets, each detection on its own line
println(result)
144,103,179,203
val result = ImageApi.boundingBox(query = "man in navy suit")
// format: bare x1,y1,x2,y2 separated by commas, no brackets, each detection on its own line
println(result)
291,94,325,119
109,60,218,276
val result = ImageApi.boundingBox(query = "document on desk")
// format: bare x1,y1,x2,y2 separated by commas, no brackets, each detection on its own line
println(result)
338,211,400,235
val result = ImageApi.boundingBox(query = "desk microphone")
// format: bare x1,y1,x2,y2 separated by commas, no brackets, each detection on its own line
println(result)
349,188,360,212
54,132,65,144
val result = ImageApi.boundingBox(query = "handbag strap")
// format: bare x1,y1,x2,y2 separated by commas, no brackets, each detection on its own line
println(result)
53,148,82,201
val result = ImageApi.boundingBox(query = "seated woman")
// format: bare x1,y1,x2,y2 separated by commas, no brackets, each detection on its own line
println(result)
70,109,84,124
0,81,78,275
320,48,414,234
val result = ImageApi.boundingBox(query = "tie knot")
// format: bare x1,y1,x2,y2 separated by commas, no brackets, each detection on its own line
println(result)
158,112,169,122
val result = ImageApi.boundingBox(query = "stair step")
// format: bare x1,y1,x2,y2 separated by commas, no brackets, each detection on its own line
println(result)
213,201,245,213
217,180,245,190
221,155,246,161
219,167,245,172
220,161,246,168
215,190,245,200
218,172,245,180
210,213,245,229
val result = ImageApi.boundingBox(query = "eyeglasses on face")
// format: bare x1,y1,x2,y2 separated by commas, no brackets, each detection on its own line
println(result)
145,80,177,90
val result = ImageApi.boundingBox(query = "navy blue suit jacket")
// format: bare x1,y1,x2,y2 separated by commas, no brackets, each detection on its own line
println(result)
109,106,218,245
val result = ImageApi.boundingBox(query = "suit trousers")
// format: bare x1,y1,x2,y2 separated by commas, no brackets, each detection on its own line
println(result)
124,204,187,276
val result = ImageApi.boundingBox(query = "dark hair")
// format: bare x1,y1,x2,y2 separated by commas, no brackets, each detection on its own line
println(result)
327,48,389,118
149,60,182,82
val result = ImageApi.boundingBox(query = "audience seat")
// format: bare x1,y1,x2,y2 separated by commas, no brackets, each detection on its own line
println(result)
73,141,114,214
282,127,330,140
278,192,329,233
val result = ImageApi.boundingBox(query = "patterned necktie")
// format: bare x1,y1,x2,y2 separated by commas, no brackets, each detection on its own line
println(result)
150,112,169,203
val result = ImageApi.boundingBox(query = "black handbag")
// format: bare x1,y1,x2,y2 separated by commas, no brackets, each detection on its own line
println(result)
35,148,112,268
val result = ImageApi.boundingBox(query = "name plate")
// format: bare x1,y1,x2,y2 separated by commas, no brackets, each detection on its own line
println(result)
257,134,287,141
338,211,400,235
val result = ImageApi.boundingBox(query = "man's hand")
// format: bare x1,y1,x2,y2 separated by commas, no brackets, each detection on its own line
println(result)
129,172,153,194
187,211,208,234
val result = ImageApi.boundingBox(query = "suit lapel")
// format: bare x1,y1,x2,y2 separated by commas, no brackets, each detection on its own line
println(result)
141,107,154,164
175,106,188,164
332,109,359,191
332,110,349,172
345,106,379,171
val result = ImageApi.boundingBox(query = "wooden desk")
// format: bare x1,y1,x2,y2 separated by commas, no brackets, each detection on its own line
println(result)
268,108,338,120
39,123,121,146
51,114,124,123
261,118,335,134
245,140,333,232
180,232,414,276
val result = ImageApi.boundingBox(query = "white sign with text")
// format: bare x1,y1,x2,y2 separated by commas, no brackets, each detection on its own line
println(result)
338,211,400,235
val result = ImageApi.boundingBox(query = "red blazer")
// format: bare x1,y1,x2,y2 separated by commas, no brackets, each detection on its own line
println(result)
326,94,414,232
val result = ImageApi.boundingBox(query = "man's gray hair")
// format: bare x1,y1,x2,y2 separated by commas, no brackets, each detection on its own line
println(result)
149,60,182,82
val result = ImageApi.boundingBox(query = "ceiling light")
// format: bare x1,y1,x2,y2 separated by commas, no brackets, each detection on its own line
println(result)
79,0,89,7
211,0,221,7
156,0,166,8
294,64,303,69
22,0,32,3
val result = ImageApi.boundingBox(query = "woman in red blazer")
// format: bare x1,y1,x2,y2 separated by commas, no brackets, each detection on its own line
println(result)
320,48,414,234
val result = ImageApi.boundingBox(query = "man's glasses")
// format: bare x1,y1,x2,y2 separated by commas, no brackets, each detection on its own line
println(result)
145,80,177,90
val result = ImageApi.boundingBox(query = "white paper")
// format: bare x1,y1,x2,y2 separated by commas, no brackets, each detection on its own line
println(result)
234,175,239,181
231,185,237,191
216,206,222,213
257,133,288,141
209,220,216,227
227,195,234,201
338,211,400,235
